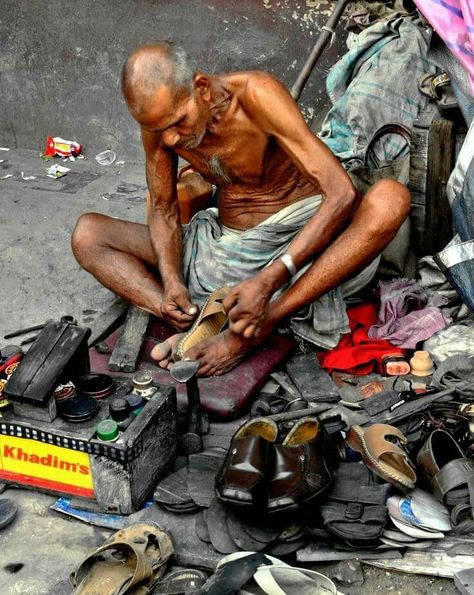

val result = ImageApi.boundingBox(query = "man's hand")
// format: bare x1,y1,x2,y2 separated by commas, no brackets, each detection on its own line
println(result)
161,281,198,331
223,275,275,339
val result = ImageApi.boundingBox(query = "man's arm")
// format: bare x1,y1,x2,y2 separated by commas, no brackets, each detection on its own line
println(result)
247,73,359,280
142,128,197,330
224,72,359,337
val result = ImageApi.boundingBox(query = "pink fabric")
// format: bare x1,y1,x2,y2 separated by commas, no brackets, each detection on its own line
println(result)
414,0,474,95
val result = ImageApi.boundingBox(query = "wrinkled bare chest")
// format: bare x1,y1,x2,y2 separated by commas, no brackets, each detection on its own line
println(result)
179,130,272,186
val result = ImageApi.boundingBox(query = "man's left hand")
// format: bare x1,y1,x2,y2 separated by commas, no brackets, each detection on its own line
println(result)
223,276,274,338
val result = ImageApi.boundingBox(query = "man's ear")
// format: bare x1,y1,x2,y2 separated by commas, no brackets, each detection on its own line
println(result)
194,73,211,101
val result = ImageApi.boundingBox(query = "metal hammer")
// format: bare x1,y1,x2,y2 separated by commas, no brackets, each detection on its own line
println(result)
170,359,204,454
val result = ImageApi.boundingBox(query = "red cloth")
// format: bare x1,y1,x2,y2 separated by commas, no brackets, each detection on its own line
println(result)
319,302,405,375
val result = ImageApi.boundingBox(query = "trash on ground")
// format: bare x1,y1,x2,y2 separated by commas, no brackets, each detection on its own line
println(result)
116,160,125,166
21,171,37,181
1,174,12,180
43,136,82,158
46,164,70,179
0,147,10,151
95,150,116,166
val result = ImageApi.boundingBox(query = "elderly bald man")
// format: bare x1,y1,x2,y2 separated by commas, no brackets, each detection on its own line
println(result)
72,41,410,377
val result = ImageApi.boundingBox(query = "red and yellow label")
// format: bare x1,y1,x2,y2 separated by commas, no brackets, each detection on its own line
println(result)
0,435,94,498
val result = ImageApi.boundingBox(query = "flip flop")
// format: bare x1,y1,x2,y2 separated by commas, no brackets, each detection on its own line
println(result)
205,498,240,555
173,287,230,361
72,522,174,594
216,552,339,595
346,424,416,491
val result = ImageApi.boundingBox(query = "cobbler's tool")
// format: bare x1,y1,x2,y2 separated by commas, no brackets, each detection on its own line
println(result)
270,372,308,411
5,319,91,422
291,0,350,101
268,403,330,423
170,360,204,454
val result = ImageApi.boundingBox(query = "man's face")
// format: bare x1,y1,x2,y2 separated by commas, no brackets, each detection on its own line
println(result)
131,84,209,150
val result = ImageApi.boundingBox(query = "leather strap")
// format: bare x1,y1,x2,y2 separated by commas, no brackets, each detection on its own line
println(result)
362,424,407,461
363,123,412,169
432,458,474,513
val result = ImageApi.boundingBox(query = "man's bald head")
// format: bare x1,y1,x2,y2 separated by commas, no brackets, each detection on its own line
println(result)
122,42,196,113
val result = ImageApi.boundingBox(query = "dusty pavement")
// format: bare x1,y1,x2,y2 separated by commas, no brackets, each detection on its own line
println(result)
0,149,459,593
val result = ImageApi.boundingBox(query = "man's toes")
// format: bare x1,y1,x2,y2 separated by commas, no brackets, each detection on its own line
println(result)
198,363,213,377
151,333,186,362
151,339,172,362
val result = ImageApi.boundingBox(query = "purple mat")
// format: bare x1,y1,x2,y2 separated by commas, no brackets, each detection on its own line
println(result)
90,320,295,421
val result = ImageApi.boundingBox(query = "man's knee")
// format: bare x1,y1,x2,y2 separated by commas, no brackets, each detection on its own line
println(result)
363,179,411,232
71,212,106,264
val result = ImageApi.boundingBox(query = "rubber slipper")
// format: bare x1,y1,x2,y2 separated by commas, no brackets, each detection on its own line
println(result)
72,522,174,594
174,287,230,361
346,424,416,491
154,467,193,508
0,498,17,530
382,528,417,543
217,552,338,595
264,540,307,557
205,498,240,554
390,515,444,539
152,568,208,594
187,447,227,508
226,510,268,552
200,552,273,595
195,510,211,544
400,488,451,532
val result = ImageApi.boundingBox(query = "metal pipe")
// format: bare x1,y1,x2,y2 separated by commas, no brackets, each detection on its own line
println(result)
291,0,350,102
4,323,45,339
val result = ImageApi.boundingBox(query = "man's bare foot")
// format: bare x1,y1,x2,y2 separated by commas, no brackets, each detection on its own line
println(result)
185,329,254,377
150,333,185,369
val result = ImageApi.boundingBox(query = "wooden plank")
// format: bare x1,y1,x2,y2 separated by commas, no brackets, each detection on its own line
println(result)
87,298,128,346
424,118,455,255
365,536,474,578
108,306,150,372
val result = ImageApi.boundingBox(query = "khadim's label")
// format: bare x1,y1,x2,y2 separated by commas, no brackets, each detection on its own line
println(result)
0,435,94,498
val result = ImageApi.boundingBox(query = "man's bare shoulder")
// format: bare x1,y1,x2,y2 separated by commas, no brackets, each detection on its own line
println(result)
228,70,286,105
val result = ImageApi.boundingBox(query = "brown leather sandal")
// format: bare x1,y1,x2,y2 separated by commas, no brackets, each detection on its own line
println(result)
72,523,173,594
346,424,416,492
173,286,230,361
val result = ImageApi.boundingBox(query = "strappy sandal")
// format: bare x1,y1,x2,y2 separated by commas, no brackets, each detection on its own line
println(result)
418,71,458,111
173,286,230,361
346,424,417,492
72,523,174,594
417,429,474,535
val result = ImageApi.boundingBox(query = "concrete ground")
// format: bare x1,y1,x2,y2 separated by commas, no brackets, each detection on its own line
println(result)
0,149,458,593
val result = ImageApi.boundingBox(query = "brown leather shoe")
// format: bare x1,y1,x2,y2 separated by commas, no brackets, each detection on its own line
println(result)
417,429,474,533
267,417,334,515
215,418,278,509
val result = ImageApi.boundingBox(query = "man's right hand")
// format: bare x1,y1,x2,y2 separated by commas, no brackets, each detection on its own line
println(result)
160,281,198,331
